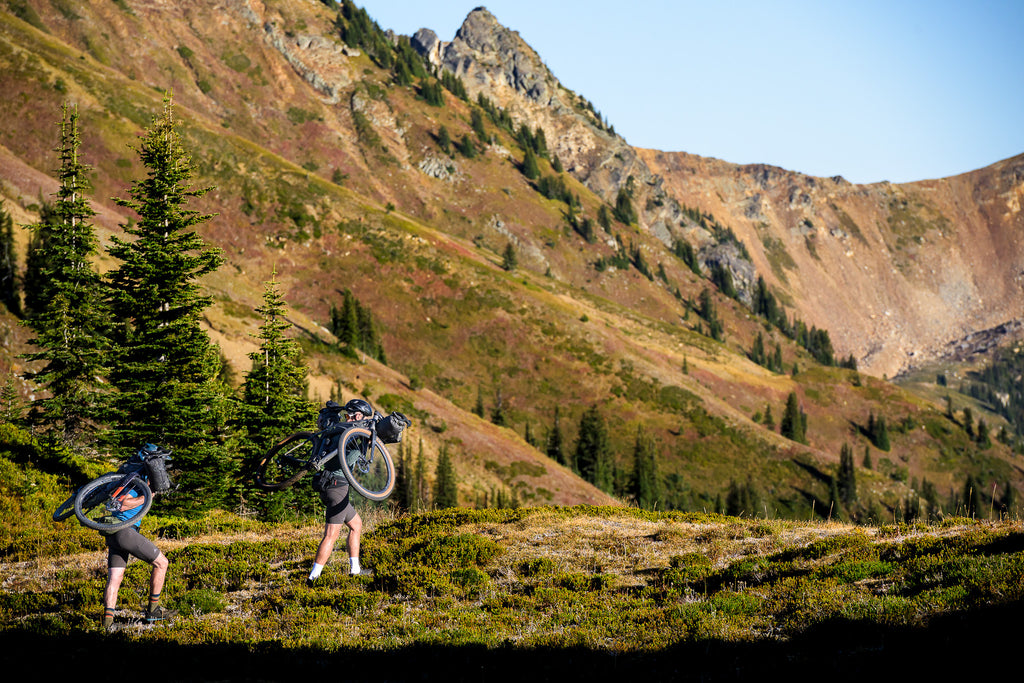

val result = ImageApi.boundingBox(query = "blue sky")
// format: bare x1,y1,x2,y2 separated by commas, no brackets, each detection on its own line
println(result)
354,0,1024,184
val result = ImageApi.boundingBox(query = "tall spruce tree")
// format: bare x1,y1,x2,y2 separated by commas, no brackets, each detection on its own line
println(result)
21,104,109,446
105,97,231,510
236,274,317,518
0,197,18,315
574,405,613,492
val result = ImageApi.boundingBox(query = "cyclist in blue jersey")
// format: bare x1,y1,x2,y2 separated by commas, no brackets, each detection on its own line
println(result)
101,445,176,628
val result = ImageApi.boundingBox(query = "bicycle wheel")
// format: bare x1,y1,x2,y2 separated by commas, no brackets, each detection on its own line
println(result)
338,426,395,501
254,431,316,491
53,493,77,522
74,473,153,533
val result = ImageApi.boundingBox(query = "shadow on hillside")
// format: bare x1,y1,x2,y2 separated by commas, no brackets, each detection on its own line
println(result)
792,459,831,486
4,600,1021,681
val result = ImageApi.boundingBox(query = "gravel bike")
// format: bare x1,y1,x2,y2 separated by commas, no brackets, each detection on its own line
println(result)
254,413,405,501
52,445,173,533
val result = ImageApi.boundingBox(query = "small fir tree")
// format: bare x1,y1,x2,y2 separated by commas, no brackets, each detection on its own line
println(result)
574,405,613,492
0,374,22,425
521,147,540,180
780,392,805,443
631,425,660,510
433,443,458,509
838,442,857,506
545,405,566,466
501,241,517,271
236,273,317,517
437,125,451,155
490,387,507,426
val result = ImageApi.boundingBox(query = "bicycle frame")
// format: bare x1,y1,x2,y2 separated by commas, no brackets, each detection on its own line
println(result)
307,418,380,472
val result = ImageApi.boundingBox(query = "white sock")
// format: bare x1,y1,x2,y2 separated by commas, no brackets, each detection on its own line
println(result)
349,557,361,574
309,563,324,580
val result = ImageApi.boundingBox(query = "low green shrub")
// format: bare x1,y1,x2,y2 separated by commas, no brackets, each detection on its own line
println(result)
176,588,226,614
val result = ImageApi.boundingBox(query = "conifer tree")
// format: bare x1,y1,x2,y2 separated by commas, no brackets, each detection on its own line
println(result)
962,406,974,437
838,442,857,505
871,412,890,451
393,440,411,511
0,198,18,315
236,274,317,517
0,374,22,425
545,405,566,466
473,384,485,418
750,332,765,366
413,438,428,511
631,425,660,510
976,418,991,448
105,97,232,510
999,480,1017,518
501,241,517,271
828,476,842,519
613,187,636,224
780,392,805,443
437,125,451,154
574,405,613,492
490,387,507,426
521,147,540,180
21,104,109,446
433,443,458,508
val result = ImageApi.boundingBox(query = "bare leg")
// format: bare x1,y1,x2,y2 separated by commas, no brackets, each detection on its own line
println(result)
314,523,343,566
149,552,169,604
104,567,126,609
346,512,362,561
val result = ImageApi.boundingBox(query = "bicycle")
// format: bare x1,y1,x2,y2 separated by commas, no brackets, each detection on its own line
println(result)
253,412,406,501
52,445,173,533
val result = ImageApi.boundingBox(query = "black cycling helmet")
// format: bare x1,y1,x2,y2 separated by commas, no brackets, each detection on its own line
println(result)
344,398,373,417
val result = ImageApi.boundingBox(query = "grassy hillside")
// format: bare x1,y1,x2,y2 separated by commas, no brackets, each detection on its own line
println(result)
2,452,1022,679
0,0,1022,518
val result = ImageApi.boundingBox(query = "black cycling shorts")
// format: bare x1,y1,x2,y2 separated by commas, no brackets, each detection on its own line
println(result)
319,483,357,525
106,526,161,569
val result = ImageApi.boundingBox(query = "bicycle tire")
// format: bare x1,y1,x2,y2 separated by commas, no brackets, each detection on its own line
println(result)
74,473,153,532
254,431,316,491
52,494,77,522
338,426,395,501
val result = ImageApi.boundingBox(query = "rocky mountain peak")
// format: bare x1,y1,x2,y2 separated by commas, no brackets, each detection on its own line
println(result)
441,6,557,106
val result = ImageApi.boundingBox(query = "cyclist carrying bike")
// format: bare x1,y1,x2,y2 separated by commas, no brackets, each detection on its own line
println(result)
102,444,177,628
307,399,371,584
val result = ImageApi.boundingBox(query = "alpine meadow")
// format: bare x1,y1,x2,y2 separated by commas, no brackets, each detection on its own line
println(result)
1,1,1023,679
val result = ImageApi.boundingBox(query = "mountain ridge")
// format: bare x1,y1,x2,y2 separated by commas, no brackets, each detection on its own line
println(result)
1,0,1022,515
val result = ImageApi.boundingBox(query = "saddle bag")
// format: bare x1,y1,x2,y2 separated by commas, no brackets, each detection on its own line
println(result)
375,411,410,444
145,455,174,492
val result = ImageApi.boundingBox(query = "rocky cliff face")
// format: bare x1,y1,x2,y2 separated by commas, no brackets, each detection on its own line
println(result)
638,150,1024,376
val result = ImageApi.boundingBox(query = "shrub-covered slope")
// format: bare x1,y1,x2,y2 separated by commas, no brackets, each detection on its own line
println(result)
2,457,1022,680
